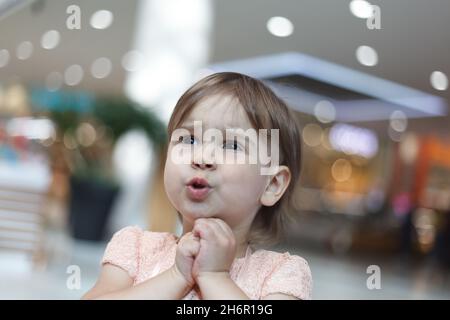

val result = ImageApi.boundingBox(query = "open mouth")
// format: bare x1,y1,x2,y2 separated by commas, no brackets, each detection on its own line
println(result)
186,177,211,200
187,177,210,189
191,181,207,189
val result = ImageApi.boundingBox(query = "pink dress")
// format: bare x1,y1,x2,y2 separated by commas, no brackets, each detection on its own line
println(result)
101,226,313,300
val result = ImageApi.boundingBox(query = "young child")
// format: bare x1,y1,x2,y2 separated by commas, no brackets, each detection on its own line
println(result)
83,72,312,300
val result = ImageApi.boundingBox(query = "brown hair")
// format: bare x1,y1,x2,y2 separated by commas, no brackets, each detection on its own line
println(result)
167,72,302,246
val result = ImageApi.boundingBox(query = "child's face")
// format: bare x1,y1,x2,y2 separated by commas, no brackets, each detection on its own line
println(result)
164,94,270,230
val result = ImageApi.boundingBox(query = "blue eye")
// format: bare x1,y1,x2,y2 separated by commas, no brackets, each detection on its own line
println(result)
223,140,241,151
179,135,197,145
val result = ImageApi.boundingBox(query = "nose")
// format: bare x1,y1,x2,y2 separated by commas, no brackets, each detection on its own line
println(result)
191,160,217,171
191,145,217,171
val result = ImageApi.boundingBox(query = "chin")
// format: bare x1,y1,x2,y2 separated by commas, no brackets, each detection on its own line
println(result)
181,209,213,220
178,202,218,221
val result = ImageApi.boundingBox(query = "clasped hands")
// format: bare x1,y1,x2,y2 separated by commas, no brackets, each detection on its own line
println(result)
173,218,237,289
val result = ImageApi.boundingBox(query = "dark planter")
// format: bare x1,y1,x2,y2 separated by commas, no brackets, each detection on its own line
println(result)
68,175,119,241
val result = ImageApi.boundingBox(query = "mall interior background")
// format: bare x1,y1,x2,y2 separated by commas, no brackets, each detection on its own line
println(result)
0,0,449,299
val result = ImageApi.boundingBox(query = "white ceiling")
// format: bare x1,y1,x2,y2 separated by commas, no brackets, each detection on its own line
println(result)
0,0,449,133
0,0,137,94
212,0,450,100
209,0,450,133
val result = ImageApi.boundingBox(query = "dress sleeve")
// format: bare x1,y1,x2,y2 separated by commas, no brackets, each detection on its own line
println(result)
261,254,313,300
101,226,143,279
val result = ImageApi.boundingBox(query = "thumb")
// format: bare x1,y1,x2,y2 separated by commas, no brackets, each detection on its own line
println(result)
187,239,201,258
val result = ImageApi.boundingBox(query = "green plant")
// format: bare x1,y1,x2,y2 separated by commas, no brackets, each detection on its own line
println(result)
48,96,167,185
92,97,167,146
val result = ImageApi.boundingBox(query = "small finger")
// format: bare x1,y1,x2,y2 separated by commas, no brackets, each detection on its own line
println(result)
213,218,234,238
186,239,200,256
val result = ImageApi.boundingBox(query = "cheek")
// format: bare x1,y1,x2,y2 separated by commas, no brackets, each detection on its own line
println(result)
163,158,182,201
221,165,266,203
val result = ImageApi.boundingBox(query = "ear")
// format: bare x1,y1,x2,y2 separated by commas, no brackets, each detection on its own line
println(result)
260,165,291,207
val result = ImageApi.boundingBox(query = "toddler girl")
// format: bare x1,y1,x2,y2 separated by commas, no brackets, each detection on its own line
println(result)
83,72,312,300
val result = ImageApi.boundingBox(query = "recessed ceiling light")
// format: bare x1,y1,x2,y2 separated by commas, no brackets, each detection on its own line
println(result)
266,16,294,37
90,10,114,30
41,30,60,50
430,71,448,91
314,100,336,123
64,64,84,86
349,0,374,19
356,45,378,66
16,41,33,60
91,57,112,79
390,110,408,133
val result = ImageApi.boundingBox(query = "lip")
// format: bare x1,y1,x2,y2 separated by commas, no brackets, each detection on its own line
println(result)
186,177,212,201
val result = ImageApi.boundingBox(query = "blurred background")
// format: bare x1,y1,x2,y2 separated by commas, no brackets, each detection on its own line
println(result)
0,0,449,299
